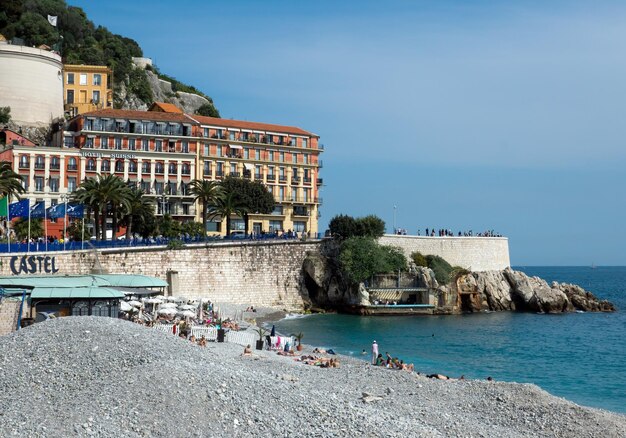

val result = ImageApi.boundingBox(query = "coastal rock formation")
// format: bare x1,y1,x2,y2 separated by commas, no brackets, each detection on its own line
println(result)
458,268,615,313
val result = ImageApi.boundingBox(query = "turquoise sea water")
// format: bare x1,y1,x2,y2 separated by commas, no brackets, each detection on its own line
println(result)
273,266,626,414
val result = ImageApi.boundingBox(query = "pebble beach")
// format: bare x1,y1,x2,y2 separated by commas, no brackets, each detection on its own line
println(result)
0,316,624,437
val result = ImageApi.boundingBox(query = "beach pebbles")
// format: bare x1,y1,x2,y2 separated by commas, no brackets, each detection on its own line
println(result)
0,317,624,437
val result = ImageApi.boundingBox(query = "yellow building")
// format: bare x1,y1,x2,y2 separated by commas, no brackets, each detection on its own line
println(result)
63,65,113,117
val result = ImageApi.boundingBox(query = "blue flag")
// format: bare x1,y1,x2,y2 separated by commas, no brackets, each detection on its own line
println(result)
9,199,29,218
66,204,84,218
30,201,46,219
46,203,66,219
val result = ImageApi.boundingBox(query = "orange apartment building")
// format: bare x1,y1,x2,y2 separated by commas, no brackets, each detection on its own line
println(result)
63,64,113,118
0,104,323,237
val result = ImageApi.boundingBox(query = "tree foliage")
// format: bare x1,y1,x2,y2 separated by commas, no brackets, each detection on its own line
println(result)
195,103,220,118
220,176,274,235
425,255,454,284
0,107,11,124
339,237,407,284
0,161,25,199
410,251,428,267
13,218,43,240
329,214,386,239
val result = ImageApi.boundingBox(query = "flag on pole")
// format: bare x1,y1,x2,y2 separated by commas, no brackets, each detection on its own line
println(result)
47,15,58,26
0,197,7,217
46,203,66,219
66,204,84,218
9,199,30,218
30,201,46,219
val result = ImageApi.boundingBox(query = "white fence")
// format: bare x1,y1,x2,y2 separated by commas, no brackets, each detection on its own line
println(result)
153,324,261,347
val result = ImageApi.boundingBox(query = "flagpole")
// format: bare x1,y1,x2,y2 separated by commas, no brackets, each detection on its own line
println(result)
27,201,31,253
81,217,85,251
44,202,48,252
63,196,68,251
7,198,11,254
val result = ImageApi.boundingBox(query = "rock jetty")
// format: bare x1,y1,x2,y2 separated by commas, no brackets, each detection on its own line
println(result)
0,317,624,437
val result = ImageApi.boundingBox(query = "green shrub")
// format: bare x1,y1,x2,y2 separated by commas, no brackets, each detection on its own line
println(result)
411,251,428,267
329,214,386,240
167,239,184,250
425,255,454,284
339,237,406,283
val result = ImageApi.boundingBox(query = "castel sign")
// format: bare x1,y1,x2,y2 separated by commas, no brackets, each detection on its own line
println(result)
9,255,59,275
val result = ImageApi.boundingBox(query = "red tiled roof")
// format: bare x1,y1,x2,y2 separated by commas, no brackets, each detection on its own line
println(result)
192,115,316,137
80,108,194,123
149,102,184,114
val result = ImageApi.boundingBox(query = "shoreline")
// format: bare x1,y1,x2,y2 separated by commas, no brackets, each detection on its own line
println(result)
2,316,624,437
266,312,626,416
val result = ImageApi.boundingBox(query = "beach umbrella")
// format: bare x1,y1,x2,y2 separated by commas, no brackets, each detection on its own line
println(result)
160,302,178,309
144,298,163,304
179,304,196,311
178,310,196,318
128,300,143,308
157,308,177,316
120,301,133,312
173,296,187,302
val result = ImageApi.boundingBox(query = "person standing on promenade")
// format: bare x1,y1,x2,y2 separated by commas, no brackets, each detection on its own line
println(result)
372,340,379,365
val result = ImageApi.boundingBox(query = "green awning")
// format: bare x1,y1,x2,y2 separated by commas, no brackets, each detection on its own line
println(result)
30,287,125,299
0,276,111,289
93,274,168,288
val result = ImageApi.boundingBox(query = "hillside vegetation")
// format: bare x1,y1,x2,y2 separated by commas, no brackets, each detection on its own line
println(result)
0,0,219,115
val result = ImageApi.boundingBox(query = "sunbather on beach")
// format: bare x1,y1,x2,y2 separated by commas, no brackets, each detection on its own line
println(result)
242,344,253,356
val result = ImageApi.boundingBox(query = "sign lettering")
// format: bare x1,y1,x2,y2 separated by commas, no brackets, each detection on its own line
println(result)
80,151,137,159
9,255,59,275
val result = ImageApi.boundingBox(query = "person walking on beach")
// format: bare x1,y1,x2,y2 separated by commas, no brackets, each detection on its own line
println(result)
372,340,378,365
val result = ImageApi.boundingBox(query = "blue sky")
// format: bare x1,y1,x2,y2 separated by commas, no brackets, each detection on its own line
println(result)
69,0,626,265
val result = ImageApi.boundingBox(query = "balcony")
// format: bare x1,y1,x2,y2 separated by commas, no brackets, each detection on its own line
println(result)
278,175,287,183
19,162,30,169
216,171,224,178
230,171,241,177
291,178,300,185
266,174,276,182
254,173,262,180
67,164,78,171
50,163,60,170
318,144,325,150
303,177,312,184
34,163,45,170
316,178,323,185
293,207,309,216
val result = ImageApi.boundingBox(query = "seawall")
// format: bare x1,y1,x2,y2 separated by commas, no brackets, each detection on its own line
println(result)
0,241,322,310
378,235,510,271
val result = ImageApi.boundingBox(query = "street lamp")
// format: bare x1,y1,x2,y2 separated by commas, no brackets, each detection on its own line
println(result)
393,205,397,234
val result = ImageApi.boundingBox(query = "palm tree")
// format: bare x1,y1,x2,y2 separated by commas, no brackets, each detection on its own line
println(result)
189,179,222,239
0,161,25,199
122,188,155,239
73,174,132,240
208,190,248,237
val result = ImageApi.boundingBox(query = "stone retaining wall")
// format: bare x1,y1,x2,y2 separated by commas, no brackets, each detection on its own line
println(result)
0,241,322,310
378,235,510,271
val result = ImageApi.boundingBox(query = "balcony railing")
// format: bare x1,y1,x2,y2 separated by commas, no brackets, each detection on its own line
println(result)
303,177,312,184
34,163,45,169
291,178,300,185
19,162,30,169
230,171,241,177
279,176,287,183
266,174,276,182
216,171,224,177
50,164,60,170
67,164,78,171
316,178,323,185
254,173,262,180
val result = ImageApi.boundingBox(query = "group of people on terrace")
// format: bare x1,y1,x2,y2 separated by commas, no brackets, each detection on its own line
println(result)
417,228,503,237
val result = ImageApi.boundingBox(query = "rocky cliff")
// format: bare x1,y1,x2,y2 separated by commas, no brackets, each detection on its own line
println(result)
302,251,615,314
118,69,215,114
456,268,615,313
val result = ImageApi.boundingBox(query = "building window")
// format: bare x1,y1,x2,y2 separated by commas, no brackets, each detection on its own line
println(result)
79,73,87,85
304,188,311,202
279,186,285,201
115,160,124,172
19,155,29,168
230,163,237,175
293,221,306,233
168,163,177,174
49,177,59,193
67,73,74,84
115,137,122,150
155,140,163,152
155,162,164,174
64,136,74,148
34,176,44,192
92,90,100,104
255,165,262,179
203,161,211,176
101,160,110,171
303,154,309,164
279,152,285,162
141,181,151,193
203,128,209,137
34,156,44,169
182,163,190,175
101,137,108,149
155,182,164,195
50,156,60,170
244,148,249,159
217,146,223,157
93,74,101,86
142,162,150,173
255,149,260,160
268,151,274,161
290,137,297,146
142,139,149,151
129,161,137,172
182,141,189,153
269,220,283,232
67,90,74,104
87,159,96,171
68,177,77,192
129,138,136,150
292,153,298,164
229,131,235,140
72,301,89,316
86,137,94,148
203,144,209,155
216,162,224,177
302,138,308,148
